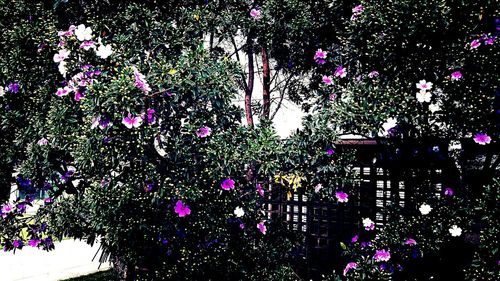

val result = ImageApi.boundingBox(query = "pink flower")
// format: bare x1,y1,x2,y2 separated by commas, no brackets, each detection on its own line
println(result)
470,39,481,49
405,238,417,246
329,93,337,101
351,234,359,243
314,49,327,64
335,191,349,203
1,204,13,218
443,187,454,196
221,178,235,190
343,262,358,276
174,200,191,217
250,8,261,20
257,221,267,234
473,133,491,145
334,66,347,78
57,25,76,37
53,49,70,63
368,70,379,78
133,67,152,93
326,148,335,155
74,90,84,101
79,41,96,50
374,249,391,262
352,5,364,14
37,138,49,145
239,223,245,229
256,183,265,197
450,71,462,80
56,86,72,97
322,75,333,85
122,113,143,129
196,126,211,137
351,4,364,21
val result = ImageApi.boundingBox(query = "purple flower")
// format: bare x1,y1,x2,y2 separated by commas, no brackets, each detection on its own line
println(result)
257,221,267,234
122,113,143,129
334,66,347,78
314,49,327,64
43,237,54,248
368,70,379,78
374,249,391,262
326,148,335,155
74,90,84,101
143,108,156,125
133,67,152,93
144,182,154,192
351,234,359,243
450,71,462,80
335,191,349,203
473,133,491,145
174,200,191,217
343,262,358,276
16,203,26,213
444,187,454,196
28,239,41,247
239,223,245,230
44,198,53,205
484,36,496,45
221,178,235,190
13,240,23,248
405,238,417,246
196,126,211,137
256,183,265,197
470,39,481,49
329,93,337,101
6,83,19,93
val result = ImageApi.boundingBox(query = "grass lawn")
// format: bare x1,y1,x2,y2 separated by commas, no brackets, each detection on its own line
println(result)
62,270,116,281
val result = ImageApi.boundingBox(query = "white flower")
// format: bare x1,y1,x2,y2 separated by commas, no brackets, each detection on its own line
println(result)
416,80,433,91
416,90,432,103
419,203,432,215
381,117,397,135
429,103,441,113
234,206,245,218
96,44,113,59
53,49,70,63
362,218,375,230
0,86,4,97
448,140,462,151
58,61,68,77
449,225,462,237
74,24,92,41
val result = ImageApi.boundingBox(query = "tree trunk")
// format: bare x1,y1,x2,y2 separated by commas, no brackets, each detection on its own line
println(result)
112,255,136,281
245,44,255,127
261,46,271,120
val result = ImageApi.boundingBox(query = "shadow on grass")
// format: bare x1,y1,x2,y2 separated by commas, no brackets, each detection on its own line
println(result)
62,270,116,281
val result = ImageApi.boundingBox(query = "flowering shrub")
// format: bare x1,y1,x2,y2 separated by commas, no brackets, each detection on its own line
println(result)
311,0,499,279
